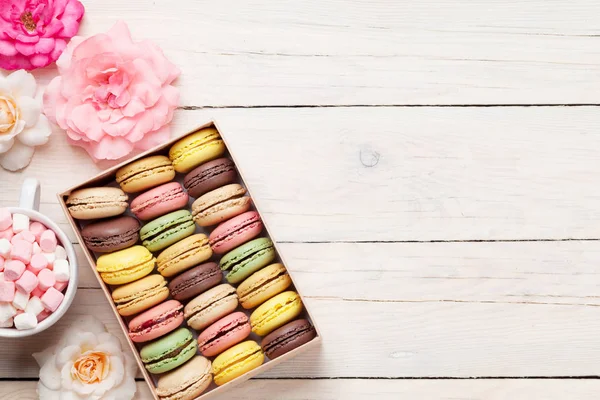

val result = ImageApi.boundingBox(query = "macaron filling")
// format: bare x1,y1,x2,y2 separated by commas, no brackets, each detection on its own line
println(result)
252,296,302,331
193,189,247,218
98,257,155,280
83,227,139,250
209,217,261,248
132,186,186,214
214,347,263,377
240,269,290,300
199,317,249,351
185,161,235,189
114,280,168,310
141,218,194,244
263,323,316,356
130,306,183,334
152,336,195,362
170,266,221,297
117,162,174,186
170,132,222,164
185,288,237,321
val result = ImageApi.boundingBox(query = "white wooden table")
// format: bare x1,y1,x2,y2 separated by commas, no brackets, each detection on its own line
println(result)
2,1,600,398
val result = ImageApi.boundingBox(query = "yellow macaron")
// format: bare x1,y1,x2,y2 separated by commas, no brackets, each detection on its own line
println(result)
116,155,176,193
111,274,169,316
212,341,264,386
169,127,225,173
250,291,303,336
96,245,155,285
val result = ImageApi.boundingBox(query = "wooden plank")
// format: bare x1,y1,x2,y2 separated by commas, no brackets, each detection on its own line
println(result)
4,107,600,241
2,379,600,400
27,0,600,106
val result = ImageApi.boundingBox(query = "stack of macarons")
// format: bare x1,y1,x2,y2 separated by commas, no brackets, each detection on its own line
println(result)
65,127,316,399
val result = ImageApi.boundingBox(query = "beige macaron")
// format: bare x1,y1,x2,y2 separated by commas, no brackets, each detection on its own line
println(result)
157,234,213,277
111,274,170,317
237,263,292,309
66,187,128,220
116,155,175,193
191,184,251,227
156,356,212,400
184,284,238,330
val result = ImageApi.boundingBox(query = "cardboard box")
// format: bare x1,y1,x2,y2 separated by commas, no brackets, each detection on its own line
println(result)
57,120,321,399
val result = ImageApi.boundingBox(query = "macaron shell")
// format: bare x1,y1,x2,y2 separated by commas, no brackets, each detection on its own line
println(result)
140,210,195,252
112,274,170,316
81,216,140,253
250,291,303,336
131,182,189,221
220,238,276,284
198,312,251,357
66,187,128,220
96,245,155,285
141,328,197,374
209,211,263,254
184,158,237,198
184,284,239,331
237,263,292,309
168,262,222,301
157,234,213,277
261,319,317,359
212,341,264,386
157,356,212,400
116,155,176,193
169,128,226,173
128,300,184,343
191,184,251,227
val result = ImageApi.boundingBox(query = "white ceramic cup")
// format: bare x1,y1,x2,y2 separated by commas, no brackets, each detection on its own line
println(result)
0,178,78,338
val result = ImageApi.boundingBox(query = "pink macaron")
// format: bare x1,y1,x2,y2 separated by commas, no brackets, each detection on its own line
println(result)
128,300,184,343
197,312,251,357
209,211,263,254
130,182,189,221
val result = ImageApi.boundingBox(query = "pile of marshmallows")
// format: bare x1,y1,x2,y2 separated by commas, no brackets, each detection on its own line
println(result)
0,209,71,330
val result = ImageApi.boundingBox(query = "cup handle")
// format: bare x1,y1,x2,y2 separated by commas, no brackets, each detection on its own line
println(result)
19,178,40,211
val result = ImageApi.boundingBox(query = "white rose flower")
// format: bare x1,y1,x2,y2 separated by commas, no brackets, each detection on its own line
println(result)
33,315,137,400
0,69,52,171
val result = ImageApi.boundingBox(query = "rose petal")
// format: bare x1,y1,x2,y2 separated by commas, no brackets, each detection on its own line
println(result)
38,355,62,390
16,95,41,127
0,40,17,56
33,346,57,367
35,37,56,54
0,138,15,153
95,335,122,355
71,378,97,395
55,345,82,367
18,115,51,147
43,76,62,124
92,135,134,161
30,53,51,68
103,117,134,137
57,390,79,400
133,125,170,151
15,41,37,56
108,355,125,387
60,362,74,390
37,383,61,400
50,38,67,62
6,70,37,98
121,98,145,117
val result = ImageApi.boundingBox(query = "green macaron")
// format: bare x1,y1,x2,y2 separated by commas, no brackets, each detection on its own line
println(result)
140,210,195,252
220,237,276,284
140,327,197,374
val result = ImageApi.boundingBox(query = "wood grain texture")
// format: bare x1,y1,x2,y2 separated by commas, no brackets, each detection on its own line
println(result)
3,379,600,400
3,107,600,241
26,0,600,106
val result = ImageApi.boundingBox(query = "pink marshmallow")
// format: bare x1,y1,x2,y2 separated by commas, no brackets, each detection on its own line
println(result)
0,208,11,231
0,280,15,302
37,309,51,322
15,270,38,294
19,231,36,243
31,286,45,298
40,230,57,253
53,281,68,292
37,269,56,291
41,287,64,312
4,260,26,281
28,222,46,241
29,254,48,274
11,240,32,264
0,256,4,272
10,233,23,244
0,228,13,240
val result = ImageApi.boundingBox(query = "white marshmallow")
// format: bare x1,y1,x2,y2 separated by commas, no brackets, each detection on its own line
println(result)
0,317,13,328
0,302,17,322
54,245,67,260
12,290,29,310
25,296,44,316
32,242,41,254
53,260,70,282
0,272,4,282
12,213,29,233
42,252,56,266
0,238,11,257
14,312,37,330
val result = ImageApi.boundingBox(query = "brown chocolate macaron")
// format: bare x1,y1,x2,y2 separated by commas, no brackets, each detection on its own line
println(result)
183,158,236,199
168,262,223,301
261,319,317,359
81,215,141,253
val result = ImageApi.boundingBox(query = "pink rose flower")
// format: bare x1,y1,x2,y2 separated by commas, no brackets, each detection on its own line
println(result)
43,21,180,161
0,0,85,70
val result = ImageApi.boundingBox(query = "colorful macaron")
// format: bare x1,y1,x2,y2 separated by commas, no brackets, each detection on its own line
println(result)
116,155,175,193
66,187,128,220
156,234,212,277
81,215,141,253
209,211,263,254
197,312,251,357
219,237,275,284
250,291,303,336
169,127,226,173
140,327,197,374
191,184,251,227
237,263,292,309
184,284,238,331
131,182,189,221
212,341,264,386
168,262,222,301
140,210,195,252
111,274,169,316
156,356,212,400
95,245,155,285
128,300,184,343
261,319,317,359
184,158,236,199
